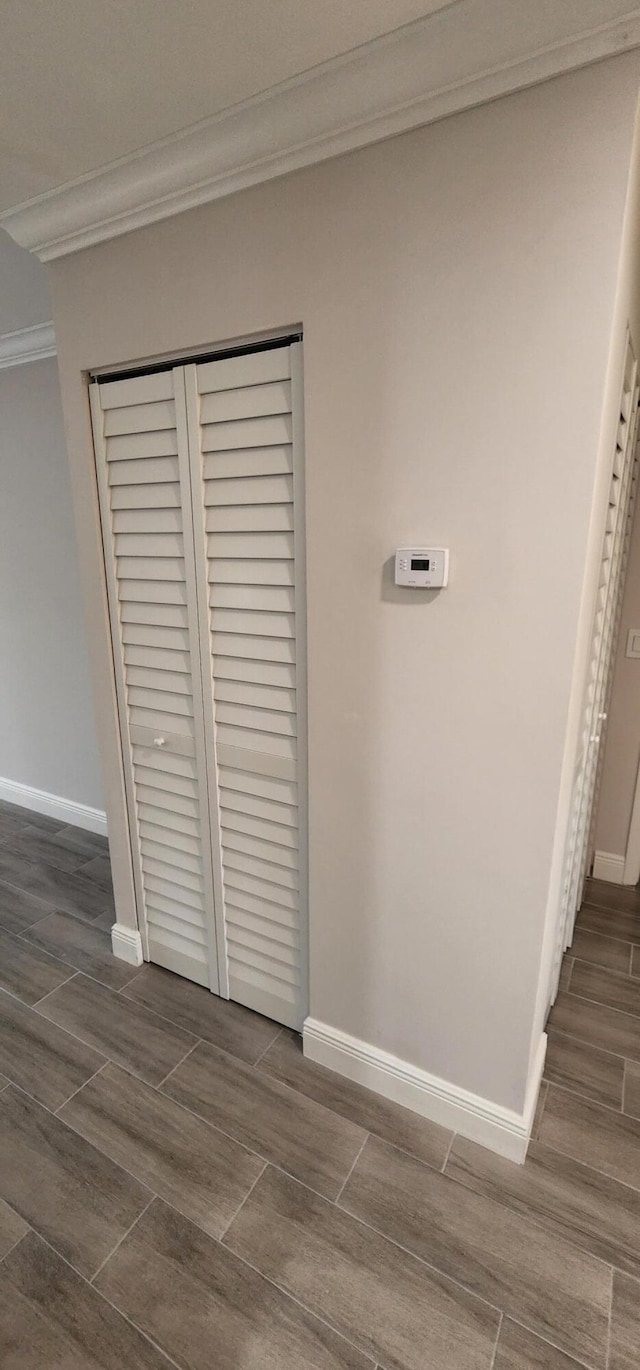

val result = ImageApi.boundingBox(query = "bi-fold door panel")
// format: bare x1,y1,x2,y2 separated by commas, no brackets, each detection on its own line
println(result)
184,345,308,1030
91,343,308,1031
91,369,222,991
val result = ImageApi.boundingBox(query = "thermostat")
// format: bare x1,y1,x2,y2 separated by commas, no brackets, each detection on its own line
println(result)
395,547,449,588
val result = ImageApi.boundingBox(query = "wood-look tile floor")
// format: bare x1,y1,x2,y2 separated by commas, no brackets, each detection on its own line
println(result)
0,811,639,1369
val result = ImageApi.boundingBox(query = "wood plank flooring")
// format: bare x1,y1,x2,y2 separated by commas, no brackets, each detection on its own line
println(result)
0,811,640,1368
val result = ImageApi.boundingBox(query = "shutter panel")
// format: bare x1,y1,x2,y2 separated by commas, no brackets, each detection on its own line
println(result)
549,334,640,1005
185,345,308,1029
90,370,222,990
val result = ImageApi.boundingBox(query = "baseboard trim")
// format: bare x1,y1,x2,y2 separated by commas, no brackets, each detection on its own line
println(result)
592,850,626,884
111,923,143,967
303,1018,547,1164
0,776,107,836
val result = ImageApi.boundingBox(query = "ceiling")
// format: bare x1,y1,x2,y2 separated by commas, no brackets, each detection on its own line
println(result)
1,0,639,336
0,0,446,211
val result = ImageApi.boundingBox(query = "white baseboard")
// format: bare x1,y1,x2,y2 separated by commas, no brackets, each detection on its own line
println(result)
592,850,626,884
303,1018,547,1165
0,776,107,836
111,924,143,967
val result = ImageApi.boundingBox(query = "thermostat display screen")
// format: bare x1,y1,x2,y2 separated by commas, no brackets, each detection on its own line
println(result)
411,558,430,570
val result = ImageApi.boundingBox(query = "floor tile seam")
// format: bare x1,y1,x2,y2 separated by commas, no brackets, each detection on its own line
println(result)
7,1220,184,1370
43,1067,640,1290
573,926,635,949
332,1151,616,1315
154,1038,203,1090
217,1160,269,1242
334,1132,370,1204
89,1195,156,1284
542,1077,640,1126
561,987,640,1022
605,1264,614,1370
16,923,137,994
542,1072,624,1114
502,1315,598,1370
53,1060,110,1115
0,864,113,917
439,1152,640,1277
215,1209,404,1370
488,1312,503,1370
101,1186,381,1369
0,1227,31,1269
115,981,254,1059
571,957,638,984
158,1037,369,1156
251,1024,284,1065
0,921,89,981
441,1132,456,1173
31,977,201,1059
61,1060,278,1179
545,1025,628,1064
253,1054,456,1171
19,969,80,1009
522,1126,640,1199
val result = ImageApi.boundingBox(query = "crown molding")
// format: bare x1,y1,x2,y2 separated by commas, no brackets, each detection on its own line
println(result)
2,0,640,262
0,322,56,369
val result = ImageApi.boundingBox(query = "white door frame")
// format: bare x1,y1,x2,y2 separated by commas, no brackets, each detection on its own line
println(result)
623,753,640,884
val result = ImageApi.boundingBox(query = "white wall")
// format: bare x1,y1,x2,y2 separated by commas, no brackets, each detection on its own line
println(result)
0,357,104,810
48,54,640,1114
0,231,52,334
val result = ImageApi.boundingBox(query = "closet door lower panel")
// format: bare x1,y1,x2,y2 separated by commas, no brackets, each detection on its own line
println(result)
91,370,221,991
186,345,308,1029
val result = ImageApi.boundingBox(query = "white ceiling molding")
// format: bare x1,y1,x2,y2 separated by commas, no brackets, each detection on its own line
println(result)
2,0,640,262
0,321,56,369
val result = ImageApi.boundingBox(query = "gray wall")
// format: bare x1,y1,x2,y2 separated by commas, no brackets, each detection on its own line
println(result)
0,356,104,809
50,54,640,1112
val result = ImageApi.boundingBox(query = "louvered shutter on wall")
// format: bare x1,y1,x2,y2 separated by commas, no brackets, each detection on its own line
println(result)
549,336,639,1005
91,343,307,1030
90,371,221,991
185,346,307,1029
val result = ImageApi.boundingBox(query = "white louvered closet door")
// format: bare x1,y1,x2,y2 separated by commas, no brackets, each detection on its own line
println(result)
548,335,639,1006
90,369,223,991
184,344,308,1030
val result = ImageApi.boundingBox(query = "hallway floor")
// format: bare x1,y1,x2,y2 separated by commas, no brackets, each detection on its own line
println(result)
0,803,639,1369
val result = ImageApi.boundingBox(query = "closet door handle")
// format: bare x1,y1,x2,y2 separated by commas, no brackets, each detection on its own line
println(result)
153,736,166,748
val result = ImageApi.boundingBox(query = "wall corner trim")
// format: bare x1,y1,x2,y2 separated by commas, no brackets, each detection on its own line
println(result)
303,1017,547,1164
0,776,106,835
2,3,640,262
592,850,627,884
111,923,143,966
0,322,56,369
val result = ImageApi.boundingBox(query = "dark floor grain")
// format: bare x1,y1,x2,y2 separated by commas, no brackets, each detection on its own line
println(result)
36,974,195,1086
21,912,137,991
539,1086,640,1191
338,1135,610,1368
609,1271,640,1370
543,1029,625,1108
0,1085,150,1277
59,1061,265,1239
0,927,73,1006
0,1230,173,1368
223,1165,501,1370
96,1197,376,1370
445,1132,640,1276
258,1028,452,1169
162,1037,366,1199
0,986,105,1110
123,962,280,1063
